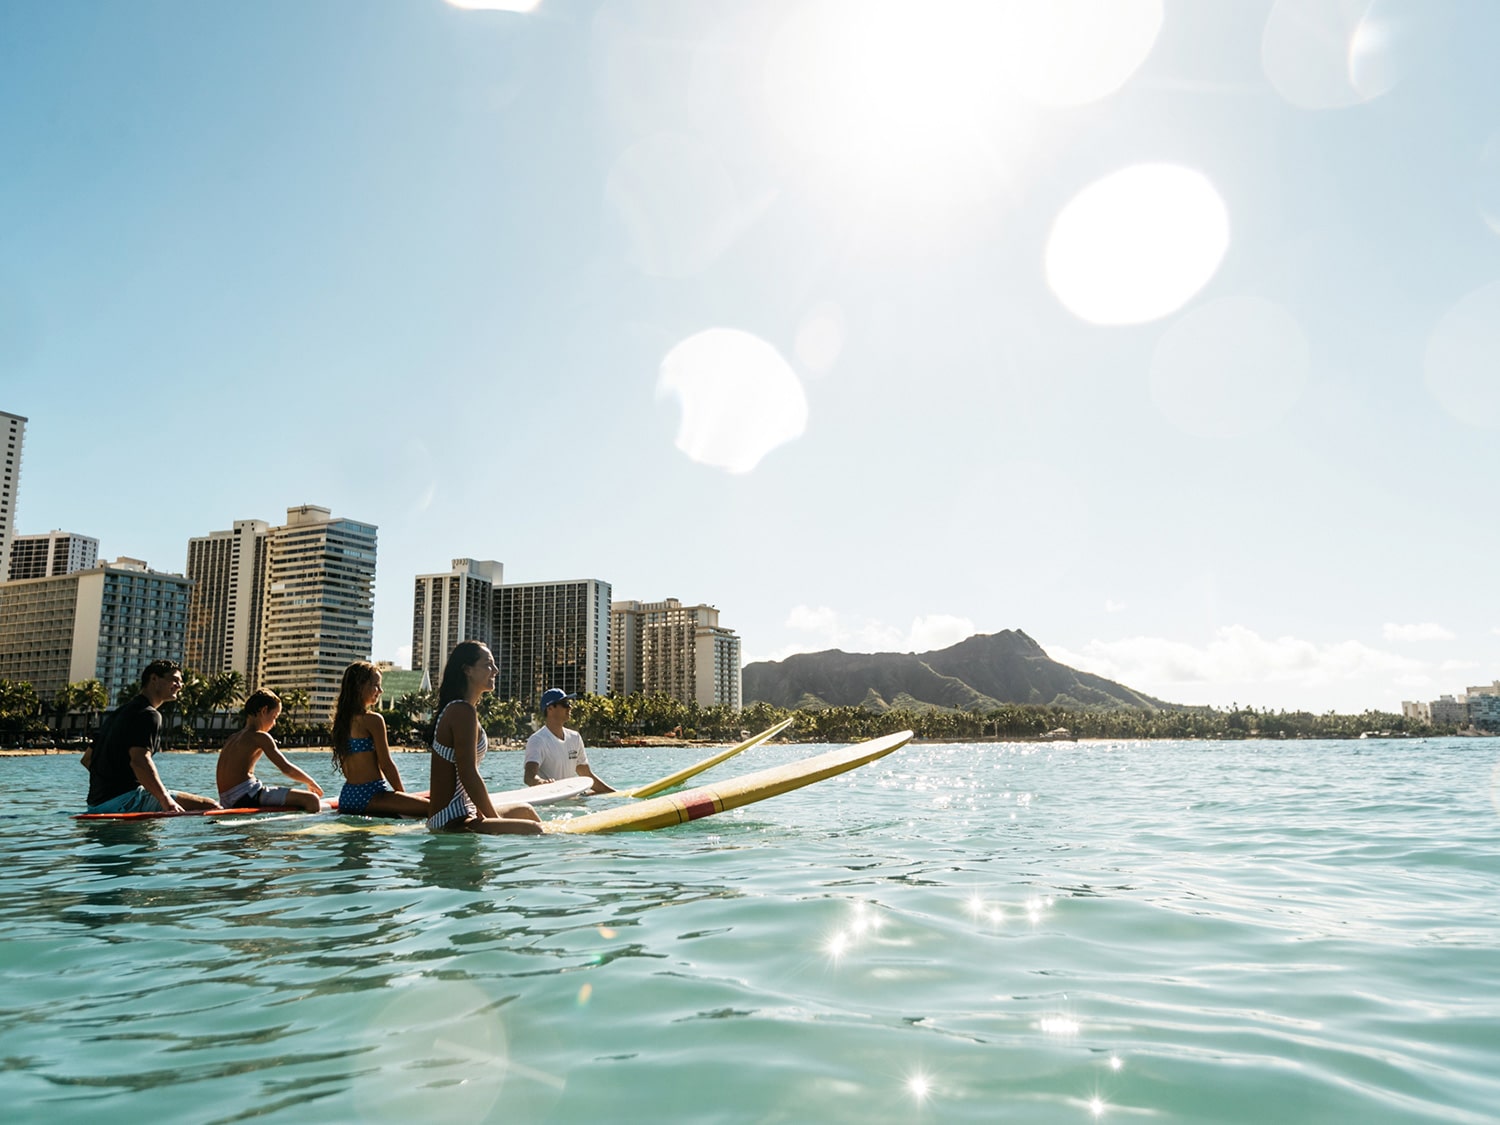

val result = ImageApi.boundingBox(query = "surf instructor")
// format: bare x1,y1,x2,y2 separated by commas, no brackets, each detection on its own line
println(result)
83,659,219,814
524,688,616,794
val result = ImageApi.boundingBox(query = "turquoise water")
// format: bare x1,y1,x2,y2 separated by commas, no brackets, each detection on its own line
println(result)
2,738,1498,1123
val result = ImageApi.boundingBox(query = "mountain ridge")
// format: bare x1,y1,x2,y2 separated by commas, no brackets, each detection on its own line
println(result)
743,629,1173,712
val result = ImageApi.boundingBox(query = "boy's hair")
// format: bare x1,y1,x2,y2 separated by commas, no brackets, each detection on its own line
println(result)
140,659,181,686
244,689,281,716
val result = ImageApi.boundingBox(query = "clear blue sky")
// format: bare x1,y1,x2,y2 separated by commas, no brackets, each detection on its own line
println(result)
3,0,1498,713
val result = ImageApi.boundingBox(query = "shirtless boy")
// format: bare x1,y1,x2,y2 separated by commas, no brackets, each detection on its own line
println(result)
216,690,324,812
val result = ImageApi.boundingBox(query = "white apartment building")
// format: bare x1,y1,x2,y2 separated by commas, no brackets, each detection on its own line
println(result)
493,578,610,708
185,520,270,681
7,530,99,581
610,598,742,709
412,559,503,687
0,557,191,705
256,506,378,719
0,411,24,580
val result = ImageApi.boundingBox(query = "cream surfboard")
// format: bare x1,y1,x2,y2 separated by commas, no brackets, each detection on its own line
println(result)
490,775,593,806
544,729,912,835
624,717,796,799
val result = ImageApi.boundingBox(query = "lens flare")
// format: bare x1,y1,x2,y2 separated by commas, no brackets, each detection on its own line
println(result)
658,328,809,473
1046,165,1229,326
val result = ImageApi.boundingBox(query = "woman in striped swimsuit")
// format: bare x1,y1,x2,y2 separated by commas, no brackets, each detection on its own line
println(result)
331,661,430,817
427,641,543,835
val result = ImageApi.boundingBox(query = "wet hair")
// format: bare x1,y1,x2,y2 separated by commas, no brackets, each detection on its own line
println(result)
140,659,180,686
438,641,491,711
244,689,280,717
330,661,380,777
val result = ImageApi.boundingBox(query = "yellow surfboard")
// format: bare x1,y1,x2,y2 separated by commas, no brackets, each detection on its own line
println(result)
624,717,796,798
545,729,911,835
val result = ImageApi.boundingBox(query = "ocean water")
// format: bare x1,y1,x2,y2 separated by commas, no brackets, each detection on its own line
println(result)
2,737,1498,1124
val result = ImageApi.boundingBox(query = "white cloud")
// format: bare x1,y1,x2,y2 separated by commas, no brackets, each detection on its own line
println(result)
759,605,976,663
908,614,977,652
1439,659,1479,673
1049,625,1426,709
1382,622,1456,642
394,644,413,668
1105,599,1127,614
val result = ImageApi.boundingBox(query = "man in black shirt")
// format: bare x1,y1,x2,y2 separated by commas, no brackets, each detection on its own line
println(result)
83,660,219,814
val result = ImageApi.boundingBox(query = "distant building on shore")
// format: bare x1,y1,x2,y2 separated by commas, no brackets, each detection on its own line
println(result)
185,506,377,718
408,561,610,708
610,597,742,709
7,530,99,581
0,557,191,705
373,661,431,702
1403,685,1500,731
185,520,270,681
257,506,378,720
0,411,25,581
411,559,503,686
494,577,611,708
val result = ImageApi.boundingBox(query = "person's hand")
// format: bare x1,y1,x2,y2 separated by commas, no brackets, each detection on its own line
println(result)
162,797,184,813
308,781,325,798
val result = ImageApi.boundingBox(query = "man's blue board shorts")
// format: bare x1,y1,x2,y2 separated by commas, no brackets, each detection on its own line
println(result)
85,787,164,814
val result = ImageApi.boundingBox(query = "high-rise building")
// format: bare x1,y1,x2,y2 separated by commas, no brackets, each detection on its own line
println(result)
493,578,610,707
0,557,191,705
256,505,377,719
0,411,25,581
610,598,742,709
185,520,270,681
412,559,502,686
7,530,99,581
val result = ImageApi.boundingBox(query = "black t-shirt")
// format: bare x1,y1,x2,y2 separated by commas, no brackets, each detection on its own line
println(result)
87,695,164,806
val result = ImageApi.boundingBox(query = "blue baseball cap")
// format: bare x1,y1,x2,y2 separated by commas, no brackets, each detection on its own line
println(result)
540,688,578,711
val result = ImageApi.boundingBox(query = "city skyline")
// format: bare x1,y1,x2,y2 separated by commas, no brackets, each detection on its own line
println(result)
4,3,1499,714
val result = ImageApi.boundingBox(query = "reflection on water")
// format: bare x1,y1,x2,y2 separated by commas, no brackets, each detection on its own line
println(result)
3,740,1500,1122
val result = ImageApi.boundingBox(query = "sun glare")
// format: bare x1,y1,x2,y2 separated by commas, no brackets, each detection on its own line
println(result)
1046,164,1230,325
994,0,1163,108
763,0,1030,211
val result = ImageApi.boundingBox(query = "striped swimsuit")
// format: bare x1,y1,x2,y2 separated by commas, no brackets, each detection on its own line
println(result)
428,705,487,831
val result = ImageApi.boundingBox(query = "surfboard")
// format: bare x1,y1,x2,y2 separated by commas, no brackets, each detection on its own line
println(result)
490,775,593,806
74,806,282,821
543,729,912,835
327,776,591,814
624,717,796,799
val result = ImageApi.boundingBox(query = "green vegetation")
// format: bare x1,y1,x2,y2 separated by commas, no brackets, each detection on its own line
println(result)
0,675,1459,749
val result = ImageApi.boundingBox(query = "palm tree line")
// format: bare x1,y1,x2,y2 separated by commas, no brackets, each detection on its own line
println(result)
0,671,1445,748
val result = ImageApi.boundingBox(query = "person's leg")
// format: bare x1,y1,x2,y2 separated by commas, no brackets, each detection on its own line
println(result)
285,789,322,813
469,815,544,836
365,790,431,818
494,802,542,824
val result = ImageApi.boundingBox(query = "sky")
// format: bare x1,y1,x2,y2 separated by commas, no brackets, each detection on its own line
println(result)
2,0,1498,714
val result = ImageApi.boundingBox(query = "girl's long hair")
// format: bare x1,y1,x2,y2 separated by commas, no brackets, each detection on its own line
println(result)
438,641,490,709
430,641,490,739
330,661,380,777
